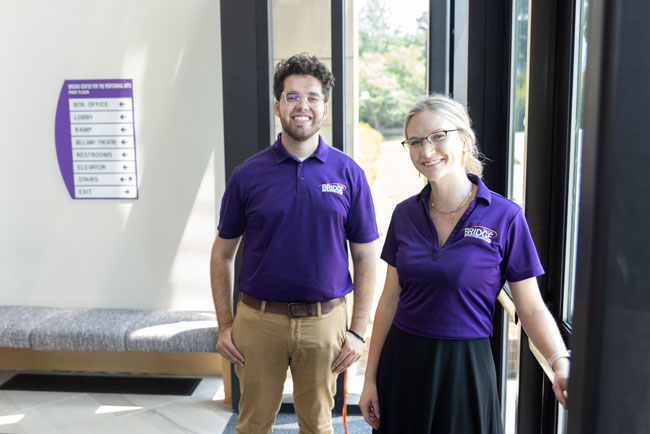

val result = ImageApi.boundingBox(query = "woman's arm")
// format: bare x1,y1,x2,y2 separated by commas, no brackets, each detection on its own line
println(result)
509,277,570,408
359,265,401,429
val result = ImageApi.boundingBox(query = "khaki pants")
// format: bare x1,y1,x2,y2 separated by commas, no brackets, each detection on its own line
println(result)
231,299,347,434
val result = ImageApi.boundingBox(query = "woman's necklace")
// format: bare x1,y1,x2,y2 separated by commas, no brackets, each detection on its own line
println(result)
430,188,473,224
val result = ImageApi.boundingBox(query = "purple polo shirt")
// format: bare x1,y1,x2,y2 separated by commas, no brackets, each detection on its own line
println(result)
381,174,544,339
218,134,378,302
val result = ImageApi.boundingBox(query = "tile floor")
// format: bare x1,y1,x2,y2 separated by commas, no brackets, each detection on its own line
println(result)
0,370,232,434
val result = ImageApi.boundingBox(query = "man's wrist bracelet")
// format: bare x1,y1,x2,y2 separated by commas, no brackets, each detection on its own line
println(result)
347,329,366,343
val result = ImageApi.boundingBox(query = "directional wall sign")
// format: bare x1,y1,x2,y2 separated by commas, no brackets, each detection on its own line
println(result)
55,79,138,199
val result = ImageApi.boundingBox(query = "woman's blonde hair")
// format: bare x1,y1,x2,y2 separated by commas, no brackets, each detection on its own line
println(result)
404,93,483,177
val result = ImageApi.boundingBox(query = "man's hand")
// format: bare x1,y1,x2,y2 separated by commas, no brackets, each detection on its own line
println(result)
216,325,244,367
331,331,364,374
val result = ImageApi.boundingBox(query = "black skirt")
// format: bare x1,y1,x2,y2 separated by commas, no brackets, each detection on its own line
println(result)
374,325,504,434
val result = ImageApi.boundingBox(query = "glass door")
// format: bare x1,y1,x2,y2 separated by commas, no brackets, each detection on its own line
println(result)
558,0,589,431
504,0,530,431
347,0,430,401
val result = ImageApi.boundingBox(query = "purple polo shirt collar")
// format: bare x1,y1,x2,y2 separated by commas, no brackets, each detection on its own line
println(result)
271,134,329,164
416,173,491,207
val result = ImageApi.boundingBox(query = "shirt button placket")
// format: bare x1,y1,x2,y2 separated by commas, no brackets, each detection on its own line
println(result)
297,162,305,196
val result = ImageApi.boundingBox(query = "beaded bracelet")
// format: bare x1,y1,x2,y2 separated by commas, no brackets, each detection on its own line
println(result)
548,350,571,367
347,329,366,343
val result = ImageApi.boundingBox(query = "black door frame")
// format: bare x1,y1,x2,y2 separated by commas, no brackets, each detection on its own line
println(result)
568,0,650,432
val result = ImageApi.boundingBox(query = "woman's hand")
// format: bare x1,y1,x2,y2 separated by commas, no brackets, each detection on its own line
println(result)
552,358,570,409
359,382,381,429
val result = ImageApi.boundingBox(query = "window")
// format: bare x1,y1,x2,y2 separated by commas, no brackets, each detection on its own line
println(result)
271,0,333,144
563,0,589,326
270,0,335,405
507,0,529,208
504,0,529,432
350,0,429,399
558,0,588,431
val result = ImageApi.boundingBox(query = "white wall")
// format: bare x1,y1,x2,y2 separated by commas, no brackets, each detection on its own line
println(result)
0,0,224,310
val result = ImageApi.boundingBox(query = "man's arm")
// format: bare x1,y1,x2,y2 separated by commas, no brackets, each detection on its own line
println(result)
331,240,376,374
210,233,244,366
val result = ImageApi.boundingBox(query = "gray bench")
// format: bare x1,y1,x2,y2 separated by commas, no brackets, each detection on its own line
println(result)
0,305,231,400
0,305,218,353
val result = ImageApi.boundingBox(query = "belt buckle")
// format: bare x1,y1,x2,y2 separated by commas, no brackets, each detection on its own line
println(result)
287,302,303,318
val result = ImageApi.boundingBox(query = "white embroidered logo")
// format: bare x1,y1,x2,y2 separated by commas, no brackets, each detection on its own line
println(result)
319,183,347,195
464,226,497,244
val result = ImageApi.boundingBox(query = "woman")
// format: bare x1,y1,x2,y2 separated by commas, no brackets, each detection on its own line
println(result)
359,94,569,433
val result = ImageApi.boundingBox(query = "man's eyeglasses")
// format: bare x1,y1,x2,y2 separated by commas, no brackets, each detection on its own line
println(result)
401,129,460,149
283,91,325,106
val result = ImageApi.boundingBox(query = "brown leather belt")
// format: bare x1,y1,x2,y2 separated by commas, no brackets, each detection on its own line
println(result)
240,293,344,318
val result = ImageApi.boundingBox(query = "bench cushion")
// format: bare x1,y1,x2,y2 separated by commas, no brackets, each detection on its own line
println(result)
0,306,61,348
126,310,218,353
30,308,147,352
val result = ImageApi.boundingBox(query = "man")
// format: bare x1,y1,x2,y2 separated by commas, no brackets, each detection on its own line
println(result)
210,53,378,434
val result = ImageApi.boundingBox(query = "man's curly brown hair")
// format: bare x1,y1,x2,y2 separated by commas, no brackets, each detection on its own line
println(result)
273,53,335,102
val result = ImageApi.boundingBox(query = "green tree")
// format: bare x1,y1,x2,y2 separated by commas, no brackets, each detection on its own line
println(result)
359,0,393,55
358,0,428,133
513,0,528,130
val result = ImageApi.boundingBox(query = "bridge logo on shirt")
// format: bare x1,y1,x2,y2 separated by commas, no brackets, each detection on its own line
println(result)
319,182,347,195
464,226,497,244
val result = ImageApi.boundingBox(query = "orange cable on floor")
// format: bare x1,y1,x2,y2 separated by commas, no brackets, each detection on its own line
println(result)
343,369,349,434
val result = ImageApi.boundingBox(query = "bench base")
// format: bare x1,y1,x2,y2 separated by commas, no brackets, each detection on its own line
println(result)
0,348,232,403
